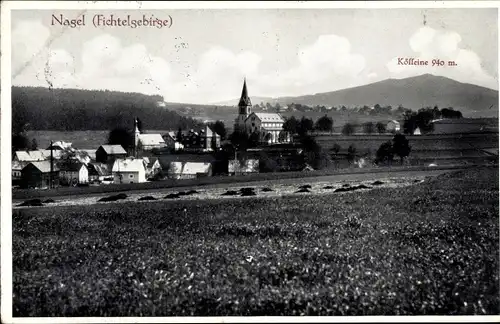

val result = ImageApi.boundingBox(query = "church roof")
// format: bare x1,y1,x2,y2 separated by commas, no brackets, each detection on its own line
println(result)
249,112,285,123
238,79,252,107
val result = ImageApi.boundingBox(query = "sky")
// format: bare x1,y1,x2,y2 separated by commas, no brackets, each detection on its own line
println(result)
11,8,499,104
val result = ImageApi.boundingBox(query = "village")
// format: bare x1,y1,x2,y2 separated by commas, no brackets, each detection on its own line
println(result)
11,79,497,190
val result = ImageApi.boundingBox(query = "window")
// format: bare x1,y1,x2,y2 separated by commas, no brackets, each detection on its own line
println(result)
252,123,255,127
129,174,134,178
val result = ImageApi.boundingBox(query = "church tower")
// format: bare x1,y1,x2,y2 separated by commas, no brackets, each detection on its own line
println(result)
234,78,252,132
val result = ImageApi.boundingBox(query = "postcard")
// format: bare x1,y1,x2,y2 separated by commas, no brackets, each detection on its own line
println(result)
1,1,499,323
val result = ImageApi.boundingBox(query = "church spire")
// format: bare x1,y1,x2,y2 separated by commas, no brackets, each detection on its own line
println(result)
238,78,252,108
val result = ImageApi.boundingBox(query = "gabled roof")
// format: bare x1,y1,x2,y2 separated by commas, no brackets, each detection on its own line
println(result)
89,163,110,176
112,158,146,173
169,162,211,175
14,151,32,161
59,162,86,172
12,160,26,170
138,134,166,146
248,112,284,123
24,161,60,173
98,145,127,155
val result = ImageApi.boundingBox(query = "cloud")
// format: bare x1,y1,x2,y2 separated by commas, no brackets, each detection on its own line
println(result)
387,26,498,90
12,20,370,103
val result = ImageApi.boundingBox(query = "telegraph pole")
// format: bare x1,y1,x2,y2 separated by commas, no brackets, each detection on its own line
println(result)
49,140,54,189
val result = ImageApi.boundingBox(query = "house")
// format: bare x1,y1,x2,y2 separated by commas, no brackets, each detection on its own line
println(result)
228,159,259,175
21,161,60,189
95,145,128,164
142,157,162,179
12,160,25,180
134,119,167,151
112,158,147,184
167,162,212,180
200,125,221,151
234,79,290,144
162,132,185,151
58,162,89,186
386,120,401,133
47,141,72,151
413,127,422,135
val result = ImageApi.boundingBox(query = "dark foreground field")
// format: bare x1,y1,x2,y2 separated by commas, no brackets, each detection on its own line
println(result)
13,167,499,316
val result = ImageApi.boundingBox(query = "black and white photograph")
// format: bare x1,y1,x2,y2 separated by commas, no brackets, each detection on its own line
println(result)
2,1,499,322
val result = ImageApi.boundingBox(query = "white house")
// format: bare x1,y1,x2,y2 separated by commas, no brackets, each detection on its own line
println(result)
167,162,212,180
59,162,89,186
134,119,167,151
387,120,401,133
413,127,422,135
112,158,147,184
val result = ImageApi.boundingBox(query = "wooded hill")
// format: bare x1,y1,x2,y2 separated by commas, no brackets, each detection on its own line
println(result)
12,86,204,133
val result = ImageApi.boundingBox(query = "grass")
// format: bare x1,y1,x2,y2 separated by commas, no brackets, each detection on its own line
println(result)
12,167,499,316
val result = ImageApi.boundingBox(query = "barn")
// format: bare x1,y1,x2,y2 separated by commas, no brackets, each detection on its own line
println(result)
95,145,128,164
21,161,60,189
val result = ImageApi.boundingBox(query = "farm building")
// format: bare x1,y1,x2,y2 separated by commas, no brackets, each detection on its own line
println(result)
112,158,147,184
167,162,212,180
386,120,401,133
143,157,162,179
58,162,89,186
200,125,221,151
429,118,490,134
228,159,259,175
95,145,128,164
21,161,60,189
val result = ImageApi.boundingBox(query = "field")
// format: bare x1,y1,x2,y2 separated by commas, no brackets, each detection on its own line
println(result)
12,167,499,316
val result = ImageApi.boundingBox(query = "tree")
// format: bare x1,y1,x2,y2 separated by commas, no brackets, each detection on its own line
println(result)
332,143,341,155
265,102,273,111
249,131,261,147
211,120,227,140
376,141,394,165
347,145,357,165
298,117,314,136
275,103,282,113
229,130,250,150
342,123,355,136
363,122,375,134
376,122,386,134
108,127,134,152
12,133,29,152
283,116,299,135
392,133,411,165
136,117,143,133
315,115,334,132
176,127,183,143
31,138,38,150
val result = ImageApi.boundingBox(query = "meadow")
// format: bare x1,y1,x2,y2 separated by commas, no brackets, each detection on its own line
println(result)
12,167,499,316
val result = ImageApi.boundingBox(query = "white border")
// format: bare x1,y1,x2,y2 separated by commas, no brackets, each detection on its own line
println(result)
1,1,500,324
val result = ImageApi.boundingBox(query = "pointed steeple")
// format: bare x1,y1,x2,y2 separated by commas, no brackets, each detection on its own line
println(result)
238,78,252,107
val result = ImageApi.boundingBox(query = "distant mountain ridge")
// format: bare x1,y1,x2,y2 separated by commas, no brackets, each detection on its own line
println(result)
211,74,499,117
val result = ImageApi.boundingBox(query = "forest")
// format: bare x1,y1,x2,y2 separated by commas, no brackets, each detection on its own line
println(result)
12,86,204,133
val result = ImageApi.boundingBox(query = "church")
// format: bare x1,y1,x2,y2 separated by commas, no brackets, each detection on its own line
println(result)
234,79,290,144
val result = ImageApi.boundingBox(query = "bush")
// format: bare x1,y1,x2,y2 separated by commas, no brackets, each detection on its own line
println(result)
342,123,355,136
